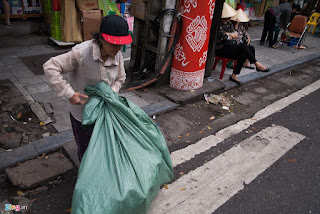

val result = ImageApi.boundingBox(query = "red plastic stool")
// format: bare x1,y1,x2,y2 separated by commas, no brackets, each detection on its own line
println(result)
212,56,237,80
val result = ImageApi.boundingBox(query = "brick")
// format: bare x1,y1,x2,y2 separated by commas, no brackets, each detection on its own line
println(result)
5,152,73,189
234,92,258,106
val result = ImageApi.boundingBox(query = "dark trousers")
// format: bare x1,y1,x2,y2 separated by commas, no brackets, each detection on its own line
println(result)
70,113,93,162
260,10,276,46
215,43,257,75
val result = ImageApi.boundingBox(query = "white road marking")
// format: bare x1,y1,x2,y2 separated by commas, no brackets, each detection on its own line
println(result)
149,125,305,214
170,79,320,168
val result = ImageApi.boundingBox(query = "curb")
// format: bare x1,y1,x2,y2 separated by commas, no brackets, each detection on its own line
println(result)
225,52,320,91
0,130,74,173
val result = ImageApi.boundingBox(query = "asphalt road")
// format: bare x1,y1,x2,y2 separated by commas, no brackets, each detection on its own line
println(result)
215,85,320,214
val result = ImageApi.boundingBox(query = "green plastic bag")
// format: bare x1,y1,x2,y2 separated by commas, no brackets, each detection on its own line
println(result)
98,0,120,16
71,82,173,214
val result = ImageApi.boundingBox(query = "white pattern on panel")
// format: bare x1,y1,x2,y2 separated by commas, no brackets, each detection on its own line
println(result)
170,68,205,90
209,0,215,20
185,15,208,52
174,42,190,67
199,51,207,67
182,0,198,14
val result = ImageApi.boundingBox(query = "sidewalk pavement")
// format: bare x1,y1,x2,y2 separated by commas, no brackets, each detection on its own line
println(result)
0,25,320,173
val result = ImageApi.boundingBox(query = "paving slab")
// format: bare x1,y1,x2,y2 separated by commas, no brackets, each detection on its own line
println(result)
53,113,71,125
141,100,180,116
160,79,226,105
254,87,268,94
0,144,38,173
16,76,44,86
5,152,74,189
53,123,72,133
44,103,54,114
24,82,52,95
277,76,303,86
31,90,62,104
62,140,80,168
234,91,258,106
126,95,150,107
50,100,68,115
0,72,12,80
29,101,52,125
262,94,278,101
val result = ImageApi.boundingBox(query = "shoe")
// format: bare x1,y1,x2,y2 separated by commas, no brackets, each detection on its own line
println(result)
229,76,241,85
256,67,270,72
243,65,254,69
259,41,264,45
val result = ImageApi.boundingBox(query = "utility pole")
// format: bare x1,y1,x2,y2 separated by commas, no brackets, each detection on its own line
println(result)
205,0,225,77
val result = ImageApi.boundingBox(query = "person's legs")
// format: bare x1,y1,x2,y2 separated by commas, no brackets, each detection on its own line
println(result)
267,16,276,47
244,45,255,67
216,46,246,77
70,113,93,162
260,10,273,44
2,0,11,26
248,45,255,57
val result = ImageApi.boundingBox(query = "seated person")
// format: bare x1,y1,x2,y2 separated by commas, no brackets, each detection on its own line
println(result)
231,9,255,69
290,3,301,21
216,3,269,85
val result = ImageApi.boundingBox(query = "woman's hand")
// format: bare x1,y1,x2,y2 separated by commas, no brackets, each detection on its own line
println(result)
69,92,88,105
229,32,238,39
246,37,251,45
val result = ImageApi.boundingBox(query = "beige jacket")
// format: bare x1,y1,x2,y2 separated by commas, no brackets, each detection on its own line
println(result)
43,40,126,121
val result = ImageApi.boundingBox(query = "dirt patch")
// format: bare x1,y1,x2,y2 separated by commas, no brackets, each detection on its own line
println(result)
0,80,56,152
19,52,68,75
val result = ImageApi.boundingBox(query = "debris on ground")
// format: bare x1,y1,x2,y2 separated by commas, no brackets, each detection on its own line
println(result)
204,93,232,110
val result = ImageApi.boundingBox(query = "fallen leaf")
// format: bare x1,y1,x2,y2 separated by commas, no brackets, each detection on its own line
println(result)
252,127,258,131
17,112,22,119
207,126,212,130
67,208,72,213
30,198,37,203
164,184,168,189
17,191,24,196
44,156,49,159
210,116,215,120
288,159,297,163
179,172,184,175
177,136,182,138
190,90,195,93
199,130,204,134
43,126,48,130
40,122,44,126
185,140,192,143
186,133,190,136
179,188,186,191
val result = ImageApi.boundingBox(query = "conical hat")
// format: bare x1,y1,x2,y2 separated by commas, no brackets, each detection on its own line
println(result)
221,2,237,18
231,9,250,22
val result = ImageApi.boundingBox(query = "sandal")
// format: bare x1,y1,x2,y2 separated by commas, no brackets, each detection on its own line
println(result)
243,65,254,69
256,67,270,72
229,76,241,85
